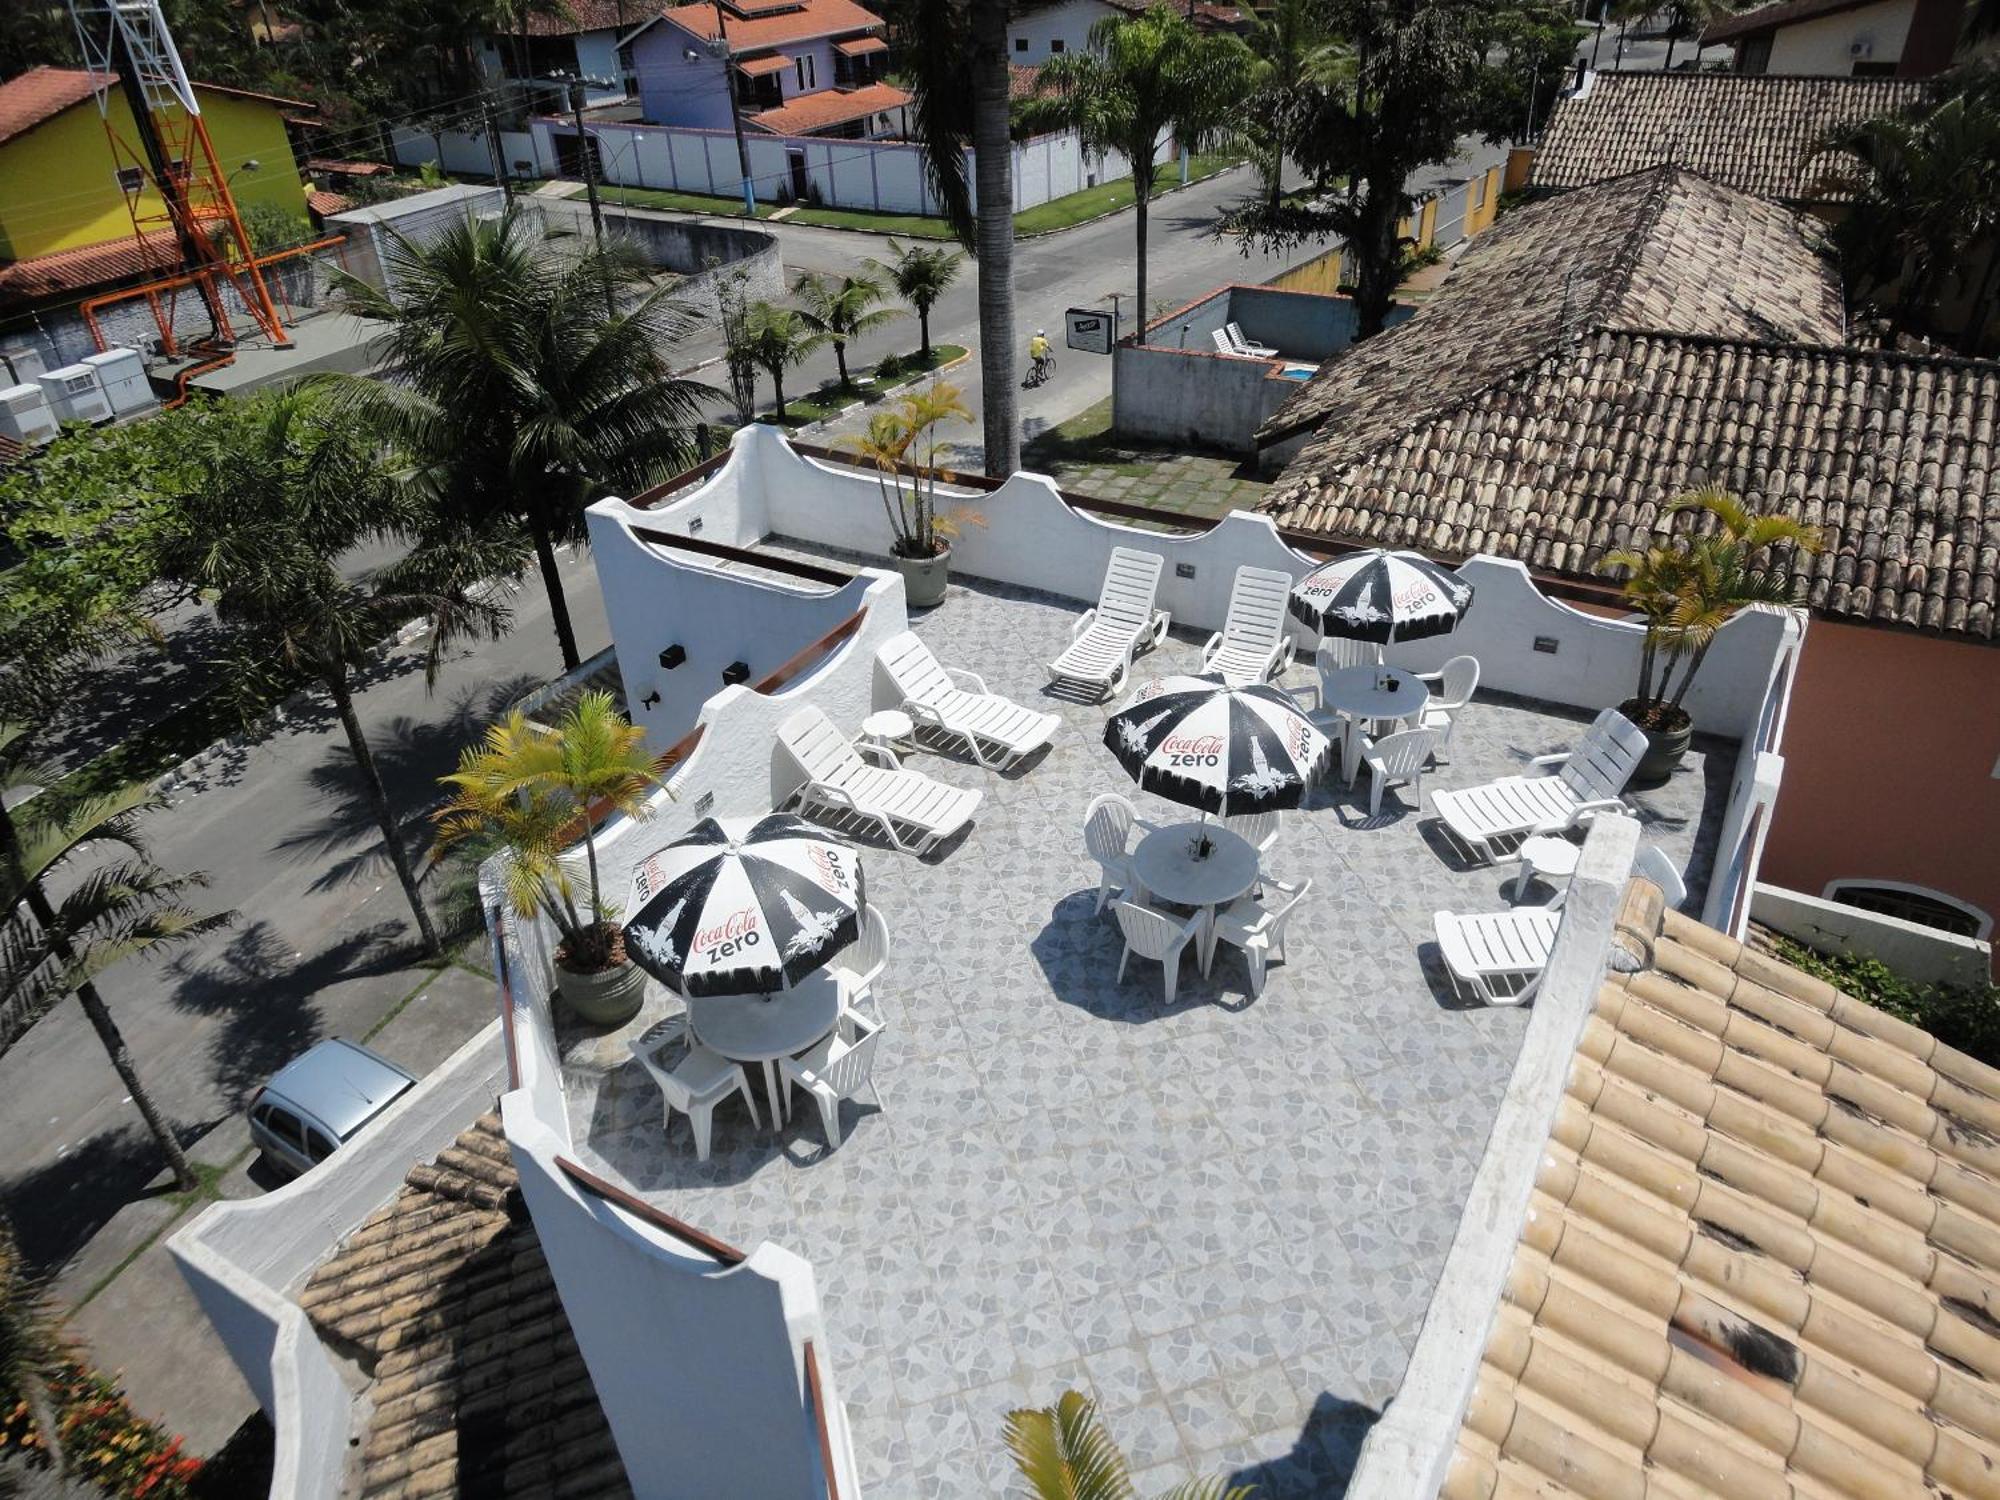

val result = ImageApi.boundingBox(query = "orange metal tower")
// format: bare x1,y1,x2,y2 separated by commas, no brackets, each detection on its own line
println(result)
65,0,292,355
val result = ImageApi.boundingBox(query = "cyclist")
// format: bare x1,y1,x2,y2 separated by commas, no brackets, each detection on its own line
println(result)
1027,329,1053,386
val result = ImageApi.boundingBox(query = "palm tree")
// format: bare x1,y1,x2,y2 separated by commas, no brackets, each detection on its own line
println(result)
1816,90,2000,345
793,269,904,388
158,390,516,960
868,239,965,362
745,302,829,417
1241,0,1333,211
323,208,714,674
1020,10,1252,344
840,383,977,559
1005,1390,1255,1499
901,0,1021,477
1606,487,1822,727
0,1218,66,1476
433,692,663,975
0,731,226,1193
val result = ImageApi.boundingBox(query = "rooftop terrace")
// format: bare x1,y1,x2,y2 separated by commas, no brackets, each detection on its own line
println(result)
557,564,1731,1495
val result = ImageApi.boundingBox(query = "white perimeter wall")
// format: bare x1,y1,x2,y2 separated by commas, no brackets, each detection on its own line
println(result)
167,1024,511,1500
1767,0,1915,70
389,123,537,180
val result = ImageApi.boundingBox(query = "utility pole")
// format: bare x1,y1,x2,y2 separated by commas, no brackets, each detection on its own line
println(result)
714,9,758,216
567,77,617,316
484,94,513,203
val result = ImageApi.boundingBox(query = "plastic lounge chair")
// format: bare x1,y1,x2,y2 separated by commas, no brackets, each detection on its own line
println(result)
1417,655,1481,761
1201,566,1297,686
877,630,1060,771
1205,876,1311,995
1430,708,1648,865
777,706,982,856
629,1018,761,1162
1354,725,1441,815
780,1008,884,1150
1046,546,1171,699
1226,321,1279,358
1113,896,1207,1004
1085,793,1159,913
831,905,890,1017
1211,329,1257,359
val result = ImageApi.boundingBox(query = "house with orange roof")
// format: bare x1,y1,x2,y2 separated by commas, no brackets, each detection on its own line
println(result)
622,0,909,140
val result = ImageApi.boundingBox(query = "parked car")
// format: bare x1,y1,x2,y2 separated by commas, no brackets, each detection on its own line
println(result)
247,1039,417,1179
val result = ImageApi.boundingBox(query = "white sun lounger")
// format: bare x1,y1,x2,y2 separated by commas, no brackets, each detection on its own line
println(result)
1432,907,1565,1005
877,630,1060,771
1046,546,1170,699
777,706,982,855
1430,708,1648,864
1200,565,1296,686
1226,321,1278,358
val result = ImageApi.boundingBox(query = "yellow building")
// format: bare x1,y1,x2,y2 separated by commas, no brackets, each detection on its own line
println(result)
0,65,310,301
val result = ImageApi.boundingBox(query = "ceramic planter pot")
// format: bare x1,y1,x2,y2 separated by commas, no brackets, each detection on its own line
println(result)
894,546,951,608
557,956,647,1027
1621,698,1693,788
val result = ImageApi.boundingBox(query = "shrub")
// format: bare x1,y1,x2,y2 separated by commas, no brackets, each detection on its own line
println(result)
873,351,905,380
1772,936,2000,1067
2,1363,202,1499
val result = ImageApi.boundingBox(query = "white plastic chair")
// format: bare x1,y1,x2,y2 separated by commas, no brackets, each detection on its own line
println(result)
1046,547,1171,700
1635,845,1687,910
1085,792,1155,913
1354,726,1441,814
1431,708,1648,864
629,1019,761,1163
777,706,982,855
1223,810,1281,857
877,630,1060,770
1113,896,1207,1003
1316,637,1384,675
1417,655,1481,761
1201,566,1296,686
1205,876,1311,995
831,905,890,1016
1226,321,1278,357
780,1008,884,1150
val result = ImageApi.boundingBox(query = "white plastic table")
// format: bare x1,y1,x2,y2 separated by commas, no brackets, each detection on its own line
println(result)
686,971,841,1128
1317,664,1431,767
859,709,915,757
1514,833,1581,902
1132,823,1260,911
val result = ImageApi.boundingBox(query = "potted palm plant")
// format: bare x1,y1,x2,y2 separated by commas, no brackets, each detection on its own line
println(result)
1606,488,1820,787
843,383,979,608
435,691,666,1025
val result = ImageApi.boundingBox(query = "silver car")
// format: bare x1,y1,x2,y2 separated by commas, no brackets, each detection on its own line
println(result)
247,1038,417,1179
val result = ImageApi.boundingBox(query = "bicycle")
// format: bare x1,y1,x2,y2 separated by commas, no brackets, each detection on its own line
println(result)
1023,351,1055,388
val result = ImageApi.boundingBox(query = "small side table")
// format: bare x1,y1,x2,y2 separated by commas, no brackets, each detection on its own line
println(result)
1514,834,1581,902
859,709,915,758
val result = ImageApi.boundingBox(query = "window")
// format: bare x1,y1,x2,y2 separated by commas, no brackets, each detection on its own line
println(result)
255,1103,305,1151
305,1126,338,1163
1823,881,1993,940
1735,35,1772,74
795,53,815,90
1050,37,1066,52
1015,35,1027,50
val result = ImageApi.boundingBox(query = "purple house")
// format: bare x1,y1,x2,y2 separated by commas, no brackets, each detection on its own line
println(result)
623,0,910,139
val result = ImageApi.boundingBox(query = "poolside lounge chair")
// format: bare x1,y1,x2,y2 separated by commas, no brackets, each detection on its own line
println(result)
1430,708,1647,865
1201,566,1296,686
1047,547,1170,700
1431,846,1686,1005
878,630,1060,771
777,706,982,856
1211,330,1259,360
1226,322,1278,358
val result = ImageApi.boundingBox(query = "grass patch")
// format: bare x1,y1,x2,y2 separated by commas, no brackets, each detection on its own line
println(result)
786,205,956,237
776,343,969,424
1769,933,2000,1067
1013,153,1242,235
591,184,780,218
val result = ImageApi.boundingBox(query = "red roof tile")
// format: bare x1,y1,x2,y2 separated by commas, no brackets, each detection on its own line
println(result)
747,80,908,134
833,33,886,53
0,228,184,302
305,156,391,177
736,52,793,74
306,189,353,216
658,0,885,51
0,66,312,148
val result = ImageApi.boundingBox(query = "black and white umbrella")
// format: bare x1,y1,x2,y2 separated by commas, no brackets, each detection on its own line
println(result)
1289,549,1474,644
1104,674,1333,816
621,814,865,997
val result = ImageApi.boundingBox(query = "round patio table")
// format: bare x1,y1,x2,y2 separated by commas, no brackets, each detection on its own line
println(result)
686,971,841,1129
1132,822,1260,910
1317,664,1431,778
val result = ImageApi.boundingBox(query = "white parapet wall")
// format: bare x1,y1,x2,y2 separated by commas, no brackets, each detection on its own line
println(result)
167,1022,511,1500
1751,883,1994,989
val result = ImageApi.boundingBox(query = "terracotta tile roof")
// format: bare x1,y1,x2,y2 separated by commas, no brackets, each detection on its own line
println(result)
832,32,886,53
1010,62,1046,101
1705,0,1878,43
747,79,909,134
1265,326,2000,639
736,51,794,74
306,189,353,216
0,435,25,469
657,0,886,51
1258,165,1846,451
1441,894,2000,1500
306,157,393,178
1534,71,1933,202
0,228,185,303
0,67,310,147
298,1112,631,1498
520,0,654,34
